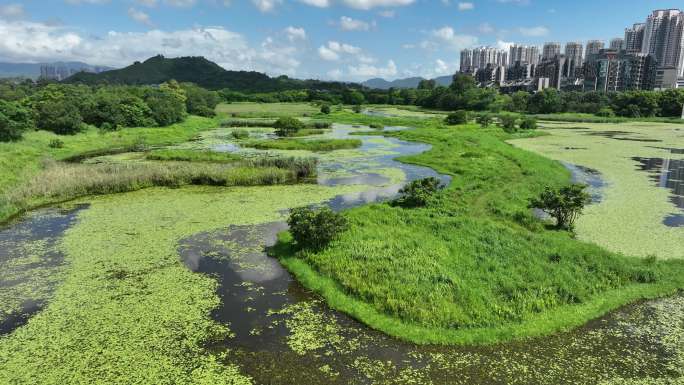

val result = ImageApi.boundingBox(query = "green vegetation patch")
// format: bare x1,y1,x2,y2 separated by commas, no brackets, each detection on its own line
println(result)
216,103,319,118
275,121,684,344
146,149,242,163
243,138,362,152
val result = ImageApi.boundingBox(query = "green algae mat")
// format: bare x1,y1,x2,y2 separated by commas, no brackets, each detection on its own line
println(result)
510,121,684,259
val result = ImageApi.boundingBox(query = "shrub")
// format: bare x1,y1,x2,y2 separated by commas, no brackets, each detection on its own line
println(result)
0,100,31,142
519,117,537,130
309,121,331,129
231,129,250,139
274,117,305,137
476,114,492,128
596,107,615,117
48,139,65,149
287,206,349,250
35,101,83,135
369,123,384,130
529,184,591,230
445,110,468,125
498,114,518,133
394,177,442,207
352,105,362,113
320,104,331,114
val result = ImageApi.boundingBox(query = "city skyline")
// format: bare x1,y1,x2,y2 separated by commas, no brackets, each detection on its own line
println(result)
0,0,683,81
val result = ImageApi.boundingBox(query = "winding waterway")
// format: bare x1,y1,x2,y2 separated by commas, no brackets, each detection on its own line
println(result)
1,123,682,384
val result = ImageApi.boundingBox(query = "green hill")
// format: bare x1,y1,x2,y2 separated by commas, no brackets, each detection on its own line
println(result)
65,55,358,93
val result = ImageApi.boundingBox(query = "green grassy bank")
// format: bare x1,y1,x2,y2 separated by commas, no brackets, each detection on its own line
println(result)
274,115,684,345
243,138,362,152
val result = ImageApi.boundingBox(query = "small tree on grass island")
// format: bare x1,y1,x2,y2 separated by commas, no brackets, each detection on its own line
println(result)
529,184,591,230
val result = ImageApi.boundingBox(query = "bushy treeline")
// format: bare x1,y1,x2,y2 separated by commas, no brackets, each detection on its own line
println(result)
0,79,220,142
412,74,684,118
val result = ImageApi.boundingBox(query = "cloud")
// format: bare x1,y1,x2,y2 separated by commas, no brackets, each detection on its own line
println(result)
128,8,154,26
165,0,196,5
137,0,158,6
478,23,494,33
497,0,530,4
0,3,25,19
457,2,473,11
65,0,110,4
299,0,413,9
252,0,282,12
428,26,478,50
496,39,514,50
0,19,304,76
378,10,395,18
341,0,414,9
318,45,340,61
517,26,549,36
318,40,363,61
298,0,330,6
348,59,397,78
339,16,370,31
284,26,306,41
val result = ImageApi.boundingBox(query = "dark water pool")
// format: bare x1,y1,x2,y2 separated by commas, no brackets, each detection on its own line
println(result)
632,152,684,227
0,205,86,334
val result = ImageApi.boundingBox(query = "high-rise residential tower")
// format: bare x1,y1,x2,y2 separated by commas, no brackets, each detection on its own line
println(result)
625,23,646,53
460,49,474,72
585,40,606,60
642,9,684,77
542,42,561,60
525,46,540,65
564,42,584,77
610,38,626,51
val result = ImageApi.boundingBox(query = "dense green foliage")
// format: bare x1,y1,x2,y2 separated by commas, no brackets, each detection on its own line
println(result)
276,116,684,344
529,184,591,230
274,117,305,137
243,138,362,152
445,110,468,125
288,206,349,250
393,177,442,207
0,100,31,142
66,55,360,93
320,104,331,114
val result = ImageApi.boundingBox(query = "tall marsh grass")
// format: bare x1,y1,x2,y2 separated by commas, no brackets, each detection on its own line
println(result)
2,156,318,220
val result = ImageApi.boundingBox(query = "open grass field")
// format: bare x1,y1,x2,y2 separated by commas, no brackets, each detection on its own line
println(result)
243,138,362,152
510,121,684,259
216,102,319,118
275,114,684,344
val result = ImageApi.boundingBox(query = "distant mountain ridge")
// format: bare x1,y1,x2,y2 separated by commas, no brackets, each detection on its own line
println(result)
0,61,112,79
362,74,454,89
66,55,361,93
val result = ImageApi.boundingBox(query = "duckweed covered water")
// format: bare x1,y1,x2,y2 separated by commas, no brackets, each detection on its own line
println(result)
2,121,683,384
510,121,684,259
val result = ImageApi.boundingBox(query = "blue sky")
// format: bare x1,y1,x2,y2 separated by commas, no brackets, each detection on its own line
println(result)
0,0,681,81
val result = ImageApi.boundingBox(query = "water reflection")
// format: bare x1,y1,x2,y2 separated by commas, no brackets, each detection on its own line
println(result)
632,153,684,227
0,205,86,334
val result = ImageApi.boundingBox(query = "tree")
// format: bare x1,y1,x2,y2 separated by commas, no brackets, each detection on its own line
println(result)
445,110,468,125
34,99,83,135
450,73,477,93
519,117,537,130
181,83,220,117
527,88,562,114
273,117,304,137
145,81,188,126
0,100,31,142
287,206,349,250
352,104,362,113
510,91,529,112
417,79,436,90
342,90,365,105
498,114,518,133
529,184,591,230
657,88,684,117
320,104,331,114
394,177,442,207
476,114,492,128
